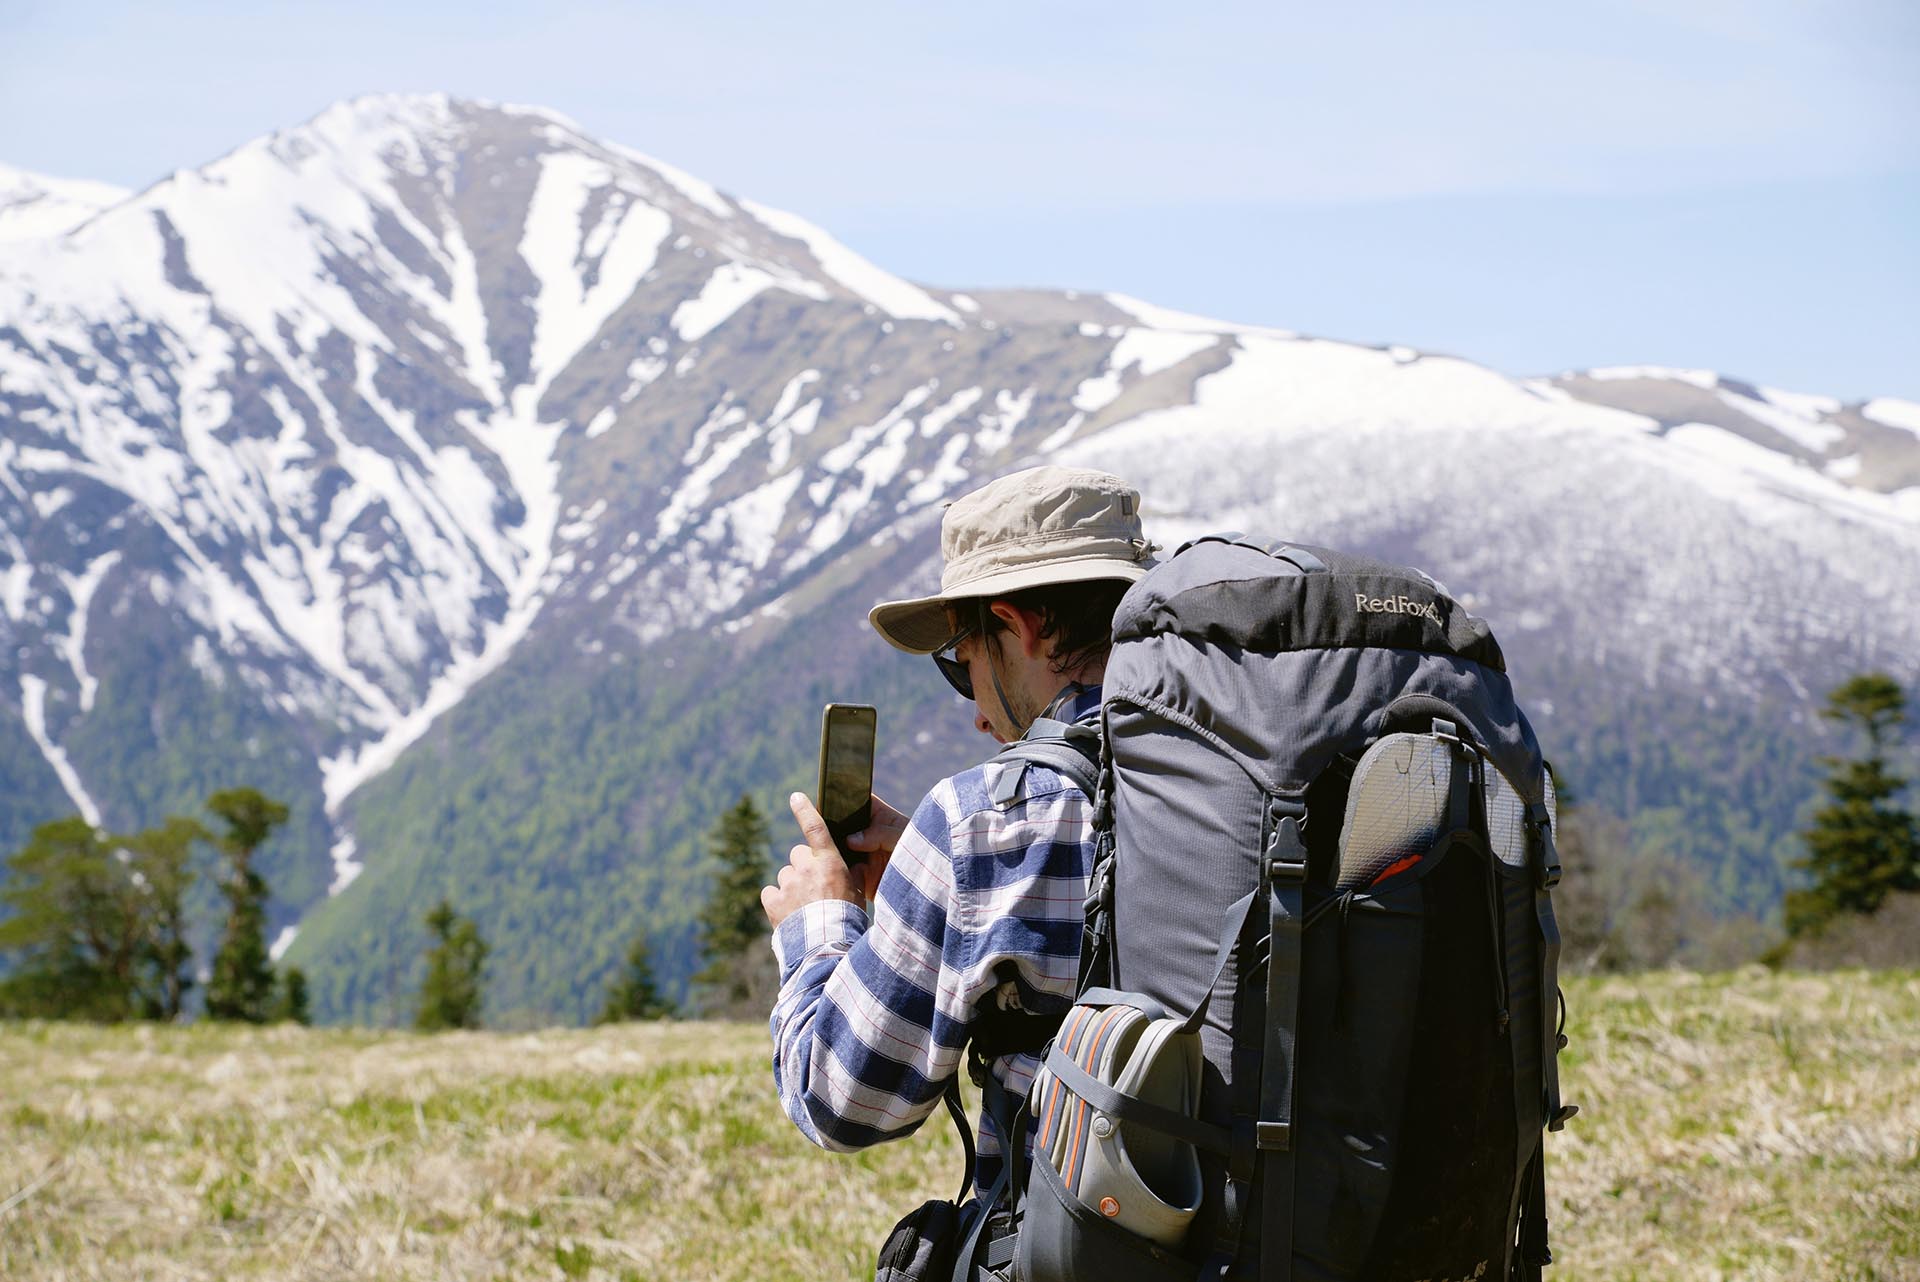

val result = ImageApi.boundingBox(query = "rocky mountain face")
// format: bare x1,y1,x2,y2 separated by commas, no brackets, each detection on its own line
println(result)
2,95,1916,1023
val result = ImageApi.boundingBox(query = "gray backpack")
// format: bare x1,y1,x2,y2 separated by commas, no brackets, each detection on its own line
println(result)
986,535,1574,1282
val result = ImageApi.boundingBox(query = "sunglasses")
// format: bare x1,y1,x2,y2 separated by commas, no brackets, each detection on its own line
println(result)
932,624,976,700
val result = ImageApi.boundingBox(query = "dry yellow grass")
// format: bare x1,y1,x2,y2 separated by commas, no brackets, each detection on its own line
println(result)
1547,969,1919,1282
2,969,1915,1281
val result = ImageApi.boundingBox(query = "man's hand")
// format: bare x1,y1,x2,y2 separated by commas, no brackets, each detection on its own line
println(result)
762,793,868,929
844,793,908,899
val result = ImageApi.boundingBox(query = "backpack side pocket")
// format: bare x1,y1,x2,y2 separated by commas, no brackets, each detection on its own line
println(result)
874,1198,960,1282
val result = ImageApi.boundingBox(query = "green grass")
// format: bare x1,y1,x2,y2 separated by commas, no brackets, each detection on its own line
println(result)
2,970,1916,1281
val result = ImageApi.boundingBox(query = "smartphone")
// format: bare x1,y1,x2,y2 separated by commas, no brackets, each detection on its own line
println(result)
817,703,877,866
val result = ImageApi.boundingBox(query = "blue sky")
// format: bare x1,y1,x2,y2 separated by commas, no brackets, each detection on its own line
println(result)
3,0,1914,398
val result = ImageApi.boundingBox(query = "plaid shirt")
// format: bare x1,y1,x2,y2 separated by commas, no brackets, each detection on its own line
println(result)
770,684,1101,1191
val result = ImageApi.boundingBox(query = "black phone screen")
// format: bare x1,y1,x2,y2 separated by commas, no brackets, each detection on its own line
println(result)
818,704,877,862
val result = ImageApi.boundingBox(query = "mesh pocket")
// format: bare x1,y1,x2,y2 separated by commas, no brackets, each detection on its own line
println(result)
1337,733,1451,888
1484,762,1557,870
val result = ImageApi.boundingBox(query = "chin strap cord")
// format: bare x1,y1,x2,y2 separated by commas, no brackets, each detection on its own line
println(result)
978,599,1032,740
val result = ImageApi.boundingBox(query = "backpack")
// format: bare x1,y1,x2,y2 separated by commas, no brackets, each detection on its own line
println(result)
966,534,1574,1282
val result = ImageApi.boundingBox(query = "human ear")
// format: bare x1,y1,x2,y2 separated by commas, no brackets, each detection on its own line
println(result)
988,599,1047,660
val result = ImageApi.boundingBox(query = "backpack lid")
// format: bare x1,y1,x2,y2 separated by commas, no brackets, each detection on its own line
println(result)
1113,539,1505,672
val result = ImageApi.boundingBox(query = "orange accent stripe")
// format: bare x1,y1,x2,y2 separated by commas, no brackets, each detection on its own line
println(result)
1041,1007,1090,1150
1044,1013,1090,1151
1065,1007,1126,1190
1371,852,1424,885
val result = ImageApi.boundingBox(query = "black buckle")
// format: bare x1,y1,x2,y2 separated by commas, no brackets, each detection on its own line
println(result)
1082,862,1114,918
1263,812,1307,886
1256,1121,1292,1151
1267,856,1307,884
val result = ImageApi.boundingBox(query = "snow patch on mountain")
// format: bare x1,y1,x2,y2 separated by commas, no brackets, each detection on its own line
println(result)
1072,371,1121,414
1864,398,1920,439
765,370,825,471
602,140,735,219
1759,385,1840,420
1660,423,1903,526
319,578,538,813
742,199,959,325
1583,365,1719,390
919,386,983,440
653,404,762,548
673,262,775,342
1105,292,1290,338
329,833,362,894
520,152,673,395
1717,388,1844,455
769,368,822,425
55,552,120,713
19,674,101,826
1112,329,1220,378
705,470,804,571
790,382,939,569
817,383,937,478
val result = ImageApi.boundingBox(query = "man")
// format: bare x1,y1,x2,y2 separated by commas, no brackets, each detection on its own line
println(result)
761,465,1155,1195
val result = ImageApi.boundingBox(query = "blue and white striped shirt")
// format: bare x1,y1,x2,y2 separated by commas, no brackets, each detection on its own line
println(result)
770,685,1101,1190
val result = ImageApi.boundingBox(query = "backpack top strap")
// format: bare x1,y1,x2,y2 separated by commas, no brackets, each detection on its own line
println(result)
1172,531,1330,575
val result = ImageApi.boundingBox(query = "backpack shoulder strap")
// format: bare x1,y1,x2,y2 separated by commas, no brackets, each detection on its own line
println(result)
990,717,1100,805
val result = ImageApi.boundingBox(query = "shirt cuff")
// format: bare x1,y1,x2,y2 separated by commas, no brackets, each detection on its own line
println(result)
771,897,870,976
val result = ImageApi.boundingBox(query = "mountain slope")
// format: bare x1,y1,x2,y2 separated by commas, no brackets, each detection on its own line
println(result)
2,95,1916,1021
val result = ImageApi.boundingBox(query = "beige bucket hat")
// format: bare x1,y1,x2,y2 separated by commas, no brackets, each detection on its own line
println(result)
869,465,1156,654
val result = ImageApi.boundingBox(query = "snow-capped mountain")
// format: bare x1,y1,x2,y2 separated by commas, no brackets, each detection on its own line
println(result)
2,95,1915,1021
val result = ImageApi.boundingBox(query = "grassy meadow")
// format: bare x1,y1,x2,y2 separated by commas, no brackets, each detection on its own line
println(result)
2,969,1916,1281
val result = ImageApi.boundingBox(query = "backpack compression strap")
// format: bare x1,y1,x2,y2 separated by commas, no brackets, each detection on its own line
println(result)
1256,801,1310,1282
1515,797,1574,1281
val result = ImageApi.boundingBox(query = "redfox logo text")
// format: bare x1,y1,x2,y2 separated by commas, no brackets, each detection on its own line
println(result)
1355,592,1443,625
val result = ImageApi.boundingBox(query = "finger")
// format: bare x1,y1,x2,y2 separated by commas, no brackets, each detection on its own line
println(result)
788,843,813,868
760,885,781,922
789,792,835,852
868,794,910,832
860,853,889,901
847,796,908,852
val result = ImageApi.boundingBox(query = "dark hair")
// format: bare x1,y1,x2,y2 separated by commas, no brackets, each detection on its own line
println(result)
977,578,1131,676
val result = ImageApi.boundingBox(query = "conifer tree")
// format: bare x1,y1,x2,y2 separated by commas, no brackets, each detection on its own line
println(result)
597,931,674,1023
693,794,775,1009
1787,673,1919,937
204,788,289,1022
416,900,489,1031
275,966,312,1026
